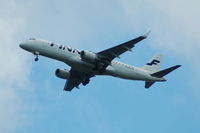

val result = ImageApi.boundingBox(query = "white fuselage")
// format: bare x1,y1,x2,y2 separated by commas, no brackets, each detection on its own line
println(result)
20,38,163,82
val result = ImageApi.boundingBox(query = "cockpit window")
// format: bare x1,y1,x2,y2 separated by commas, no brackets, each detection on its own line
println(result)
29,38,36,40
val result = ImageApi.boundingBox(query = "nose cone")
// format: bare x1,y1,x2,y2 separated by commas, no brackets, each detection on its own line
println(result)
19,39,41,53
19,41,30,51
19,43,25,49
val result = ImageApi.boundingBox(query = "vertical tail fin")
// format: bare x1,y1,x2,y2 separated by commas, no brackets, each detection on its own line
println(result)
143,54,163,73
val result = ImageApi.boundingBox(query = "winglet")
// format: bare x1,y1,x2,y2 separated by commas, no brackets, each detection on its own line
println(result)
142,30,151,38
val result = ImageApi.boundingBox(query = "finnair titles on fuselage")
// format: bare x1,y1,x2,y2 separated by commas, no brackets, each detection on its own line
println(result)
20,32,181,91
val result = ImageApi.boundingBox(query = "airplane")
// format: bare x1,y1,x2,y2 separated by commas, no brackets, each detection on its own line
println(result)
19,32,181,91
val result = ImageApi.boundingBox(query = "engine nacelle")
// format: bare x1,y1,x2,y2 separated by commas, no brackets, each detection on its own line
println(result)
55,69,70,79
80,50,98,63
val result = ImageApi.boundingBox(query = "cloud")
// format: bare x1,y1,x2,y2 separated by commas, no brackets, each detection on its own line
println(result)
118,0,200,52
0,0,199,132
0,1,34,133
118,0,200,81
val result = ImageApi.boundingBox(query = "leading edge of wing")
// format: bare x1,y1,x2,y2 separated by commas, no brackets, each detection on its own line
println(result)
97,31,150,61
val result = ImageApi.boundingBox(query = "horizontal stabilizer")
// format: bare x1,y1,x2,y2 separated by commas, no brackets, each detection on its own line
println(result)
151,65,181,78
145,82,155,88
145,65,181,89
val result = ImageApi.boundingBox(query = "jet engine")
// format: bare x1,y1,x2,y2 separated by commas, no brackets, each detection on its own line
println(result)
80,50,98,63
55,69,70,79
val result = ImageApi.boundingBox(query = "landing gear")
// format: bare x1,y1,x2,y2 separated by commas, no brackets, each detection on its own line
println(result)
33,52,39,62
34,57,39,61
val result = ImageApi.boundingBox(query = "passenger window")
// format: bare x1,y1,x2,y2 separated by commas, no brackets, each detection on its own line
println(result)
63,47,65,50
67,47,72,52
50,43,54,47
59,45,62,49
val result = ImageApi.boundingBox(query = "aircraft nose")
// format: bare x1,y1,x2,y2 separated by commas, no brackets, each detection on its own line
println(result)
19,43,25,49
19,42,29,50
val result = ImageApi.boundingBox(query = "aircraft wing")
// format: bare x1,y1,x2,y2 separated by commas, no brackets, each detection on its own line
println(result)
64,77,82,91
98,32,150,61
64,69,93,91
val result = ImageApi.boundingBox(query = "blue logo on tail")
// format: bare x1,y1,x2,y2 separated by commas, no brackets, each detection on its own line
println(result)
147,59,160,66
